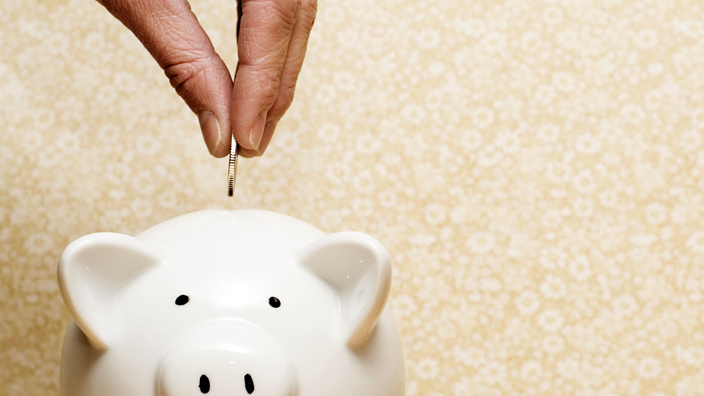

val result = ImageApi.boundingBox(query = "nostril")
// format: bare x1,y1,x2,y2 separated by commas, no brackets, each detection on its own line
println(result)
244,373,255,394
199,374,210,393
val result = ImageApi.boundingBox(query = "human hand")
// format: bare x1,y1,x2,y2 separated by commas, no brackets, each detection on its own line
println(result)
98,0,317,157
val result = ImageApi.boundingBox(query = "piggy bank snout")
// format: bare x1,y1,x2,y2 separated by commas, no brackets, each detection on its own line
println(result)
159,321,296,396
159,349,293,396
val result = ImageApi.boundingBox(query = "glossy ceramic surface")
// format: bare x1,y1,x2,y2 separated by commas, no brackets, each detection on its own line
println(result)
58,210,404,396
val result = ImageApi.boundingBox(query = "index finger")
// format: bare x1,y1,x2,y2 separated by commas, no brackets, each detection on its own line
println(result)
98,0,234,157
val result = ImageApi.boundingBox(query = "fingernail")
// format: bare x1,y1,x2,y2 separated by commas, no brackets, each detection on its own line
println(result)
198,110,221,155
249,110,267,150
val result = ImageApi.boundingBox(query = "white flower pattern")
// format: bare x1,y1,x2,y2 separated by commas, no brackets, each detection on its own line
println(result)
2,0,704,395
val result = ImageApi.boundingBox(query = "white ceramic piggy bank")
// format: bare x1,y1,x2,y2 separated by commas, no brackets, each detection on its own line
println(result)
58,210,404,396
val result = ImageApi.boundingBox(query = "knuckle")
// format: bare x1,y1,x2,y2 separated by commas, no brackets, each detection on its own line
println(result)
243,68,281,108
269,84,295,118
293,0,316,36
163,52,216,92
274,0,301,16
271,0,299,32
242,0,299,27
301,0,317,23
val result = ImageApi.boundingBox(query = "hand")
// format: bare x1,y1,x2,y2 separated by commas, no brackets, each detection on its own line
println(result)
98,0,317,157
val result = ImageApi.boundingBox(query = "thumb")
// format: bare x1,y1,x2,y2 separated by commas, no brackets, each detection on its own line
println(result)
99,0,233,157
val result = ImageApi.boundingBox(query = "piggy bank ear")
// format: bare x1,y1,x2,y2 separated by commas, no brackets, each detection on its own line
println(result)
57,233,163,350
297,232,391,349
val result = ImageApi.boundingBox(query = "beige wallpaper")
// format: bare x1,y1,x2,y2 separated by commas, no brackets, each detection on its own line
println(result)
3,0,704,394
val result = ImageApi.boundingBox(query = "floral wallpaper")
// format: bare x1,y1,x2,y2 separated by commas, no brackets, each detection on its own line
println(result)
2,0,704,395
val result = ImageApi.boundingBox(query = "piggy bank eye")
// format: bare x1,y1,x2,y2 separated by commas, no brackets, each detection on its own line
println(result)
199,374,210,393
175,295,189,306
268,296,281,308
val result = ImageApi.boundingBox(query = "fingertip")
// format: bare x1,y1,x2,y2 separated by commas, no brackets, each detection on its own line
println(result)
198,110,222,156
237,148,260,158
239,119,278,158
248,110,267,150
211,137,231,158
237,120,277,158
257,119,278,154
196,112,231,158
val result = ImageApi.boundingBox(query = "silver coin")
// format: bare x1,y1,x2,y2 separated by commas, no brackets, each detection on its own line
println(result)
227,134,238,197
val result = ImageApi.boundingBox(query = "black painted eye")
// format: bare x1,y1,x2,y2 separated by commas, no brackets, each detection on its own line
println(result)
244,373,255,394
199,374,210,393
268,296,281,308
175,295,189,305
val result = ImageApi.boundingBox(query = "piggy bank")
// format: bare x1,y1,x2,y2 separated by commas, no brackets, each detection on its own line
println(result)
58,210,404,396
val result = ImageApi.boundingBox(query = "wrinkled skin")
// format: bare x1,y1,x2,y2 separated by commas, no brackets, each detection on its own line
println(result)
96,0,317,157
